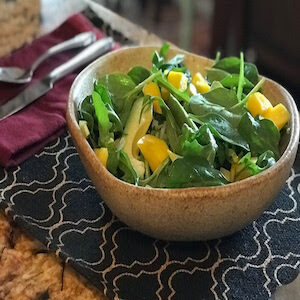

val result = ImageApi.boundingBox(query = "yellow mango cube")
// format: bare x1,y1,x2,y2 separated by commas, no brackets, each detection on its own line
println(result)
137,135,169,172
167,71,188,92
143,82,162,114
195,81,210,93
247,92,273,117
192,72,210,93
263,103,290,130
192,72,205,85
79,120,90,138
94,148,108,168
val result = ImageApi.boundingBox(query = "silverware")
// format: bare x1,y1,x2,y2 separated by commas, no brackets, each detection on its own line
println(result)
0,31,96,84
86,0,162,45
0,37,113,121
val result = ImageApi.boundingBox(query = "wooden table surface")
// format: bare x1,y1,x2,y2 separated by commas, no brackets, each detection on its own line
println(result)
0,1,111,299
0,212,107,299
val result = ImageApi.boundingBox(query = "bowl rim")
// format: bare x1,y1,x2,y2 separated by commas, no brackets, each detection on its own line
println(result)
67,46,300,196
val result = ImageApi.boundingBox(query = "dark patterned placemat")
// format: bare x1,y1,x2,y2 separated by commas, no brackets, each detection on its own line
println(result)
0,132,299,300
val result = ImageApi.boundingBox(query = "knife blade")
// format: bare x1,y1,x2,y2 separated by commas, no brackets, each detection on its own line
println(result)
0,37,113,121
86,0,162,45
0,80,51,120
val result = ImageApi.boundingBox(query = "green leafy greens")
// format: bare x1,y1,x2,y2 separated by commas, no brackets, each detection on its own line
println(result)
77,44,284,188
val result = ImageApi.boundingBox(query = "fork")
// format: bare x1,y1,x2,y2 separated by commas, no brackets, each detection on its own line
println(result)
0,31,96,84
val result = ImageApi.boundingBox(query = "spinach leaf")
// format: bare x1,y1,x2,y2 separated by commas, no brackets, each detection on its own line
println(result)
106,144,120,175
257,150,276,169
167,94,197,130
118,150,138,185
220,74,254,90
210,81,224,90
203,87,239,108
94,83,112,105
188,94,242,127
160,99,181,153
165,156,228,188
152,44,191,80
93,84,123,134
159,43,170,57
181,124,218,166
244,63,259,85
206,68,229,83
98,72,160,125
78,95,95,131
152,51,165,70
191,113,249,151
213,56,240,73
78,95,98,148
127,66,150,85
97,73,136,118
213,56,258,85
215,141,230,168
106,104,123,133
92,91,113,147
238,113,280,158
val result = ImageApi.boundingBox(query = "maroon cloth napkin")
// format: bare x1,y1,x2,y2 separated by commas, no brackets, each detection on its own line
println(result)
0,14,113,168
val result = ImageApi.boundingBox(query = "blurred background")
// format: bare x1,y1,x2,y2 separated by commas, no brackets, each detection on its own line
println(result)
91,0,300,104
0,0,299,102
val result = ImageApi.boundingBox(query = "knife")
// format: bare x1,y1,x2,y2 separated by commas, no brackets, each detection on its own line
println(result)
0,37,113,121
86,0,162,45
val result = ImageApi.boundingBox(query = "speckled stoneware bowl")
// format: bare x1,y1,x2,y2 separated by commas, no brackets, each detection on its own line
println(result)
66,46,299,241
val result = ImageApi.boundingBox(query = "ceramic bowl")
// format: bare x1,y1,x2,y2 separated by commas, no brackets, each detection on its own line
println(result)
66,46,299,241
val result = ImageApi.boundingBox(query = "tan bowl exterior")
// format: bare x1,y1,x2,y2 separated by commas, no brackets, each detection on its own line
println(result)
67,46,299,241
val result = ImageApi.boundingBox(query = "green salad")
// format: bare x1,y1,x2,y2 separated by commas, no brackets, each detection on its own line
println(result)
77,44,290,188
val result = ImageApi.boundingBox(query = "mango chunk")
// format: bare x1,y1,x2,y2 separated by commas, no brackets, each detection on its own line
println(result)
167,71,188,92
263,103,290,130
143,82,162,114
247,92,272,117
192,72,205,84
137,135,169,172
192,72,210,93
196,81,210,93
79,120,90,138
94,148,108,168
